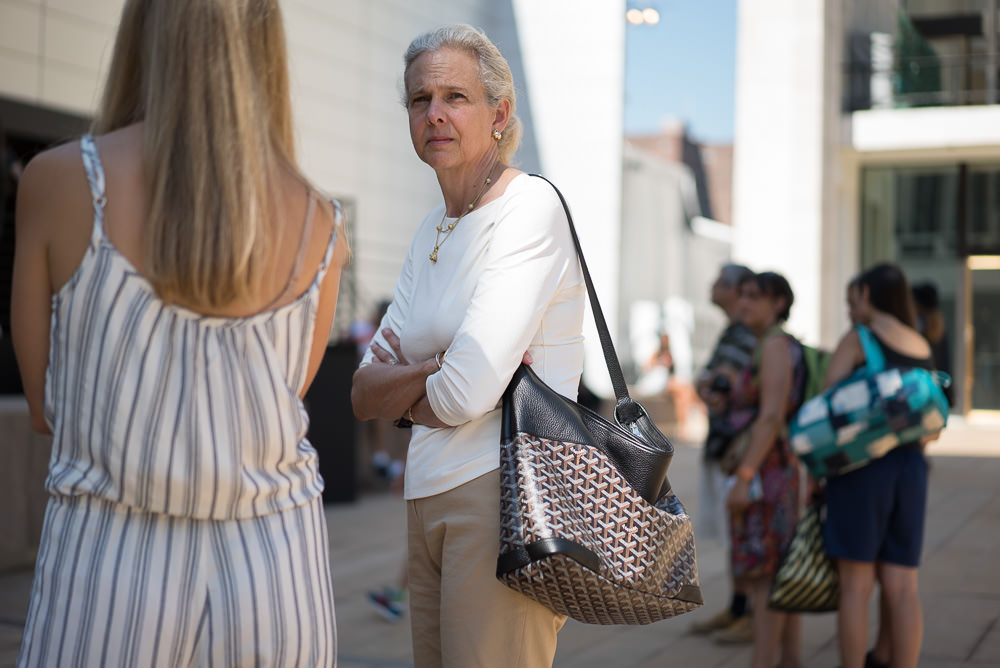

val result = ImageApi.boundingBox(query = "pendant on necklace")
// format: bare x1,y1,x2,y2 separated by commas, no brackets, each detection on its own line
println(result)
428,161,498,265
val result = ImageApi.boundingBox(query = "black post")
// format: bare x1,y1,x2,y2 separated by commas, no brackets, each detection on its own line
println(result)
305,341,360,504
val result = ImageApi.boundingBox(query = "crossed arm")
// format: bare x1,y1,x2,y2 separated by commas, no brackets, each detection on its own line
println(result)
350,327,449,428
351,327,533,429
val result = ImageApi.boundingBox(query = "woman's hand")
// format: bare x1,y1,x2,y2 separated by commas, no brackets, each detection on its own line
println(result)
703,391,727,414
370,327,410,366
351,328,440,422
726,478,752,513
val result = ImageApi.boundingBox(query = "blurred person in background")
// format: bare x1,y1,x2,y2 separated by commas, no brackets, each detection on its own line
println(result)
12,1,349,665
911,281,953,406
663,296,701,440
823,263,936,668
725,271,806,668
691,262,757,644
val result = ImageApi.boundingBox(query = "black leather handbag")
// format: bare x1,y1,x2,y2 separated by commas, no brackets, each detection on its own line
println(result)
495,176,704,625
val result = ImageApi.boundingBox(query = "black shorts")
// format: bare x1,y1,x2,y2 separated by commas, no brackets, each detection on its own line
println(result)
823,445,927,567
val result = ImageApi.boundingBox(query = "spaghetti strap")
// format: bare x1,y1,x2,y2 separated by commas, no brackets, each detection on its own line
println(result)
79,135,107,241
315,199,342,280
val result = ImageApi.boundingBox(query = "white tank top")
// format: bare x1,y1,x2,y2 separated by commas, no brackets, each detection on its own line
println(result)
42,135,340,520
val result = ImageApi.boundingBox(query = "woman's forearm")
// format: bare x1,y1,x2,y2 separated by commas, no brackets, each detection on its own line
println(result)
411,395,449,428
741,410,785,472
351,358,438,422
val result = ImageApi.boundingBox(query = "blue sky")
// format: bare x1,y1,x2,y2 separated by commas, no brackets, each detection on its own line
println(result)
624,1,738,143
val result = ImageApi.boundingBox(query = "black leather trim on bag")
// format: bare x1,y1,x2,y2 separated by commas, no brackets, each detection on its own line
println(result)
496,537,602,575
496,539,706,606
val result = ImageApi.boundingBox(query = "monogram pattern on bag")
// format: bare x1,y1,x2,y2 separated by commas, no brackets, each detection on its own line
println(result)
498,432,702,625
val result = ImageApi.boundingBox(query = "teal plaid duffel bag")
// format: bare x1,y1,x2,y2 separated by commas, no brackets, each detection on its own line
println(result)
789,325,950,479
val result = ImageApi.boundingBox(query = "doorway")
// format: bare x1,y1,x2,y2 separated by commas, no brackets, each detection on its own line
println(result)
967,256,1000,414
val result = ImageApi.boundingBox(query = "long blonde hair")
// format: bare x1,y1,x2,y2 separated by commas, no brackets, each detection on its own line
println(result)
92,0,299,308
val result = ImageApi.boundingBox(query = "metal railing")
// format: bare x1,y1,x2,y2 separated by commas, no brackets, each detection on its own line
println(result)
845,51,1000,110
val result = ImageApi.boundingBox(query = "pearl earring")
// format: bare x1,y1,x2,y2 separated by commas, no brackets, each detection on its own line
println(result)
492,129,502,141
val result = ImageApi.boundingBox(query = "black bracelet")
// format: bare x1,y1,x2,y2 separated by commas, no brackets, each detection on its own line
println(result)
394,406,414,429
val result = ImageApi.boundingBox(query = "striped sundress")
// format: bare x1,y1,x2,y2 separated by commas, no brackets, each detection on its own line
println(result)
18,135,340,668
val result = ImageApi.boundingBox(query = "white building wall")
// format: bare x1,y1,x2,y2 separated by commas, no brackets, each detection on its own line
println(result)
0,1,625,387
619,144,732,385
512,0,625,397
731,0,829,345
0,0,123,114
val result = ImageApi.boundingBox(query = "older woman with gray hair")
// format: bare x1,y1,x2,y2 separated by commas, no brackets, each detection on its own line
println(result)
351,23,585,667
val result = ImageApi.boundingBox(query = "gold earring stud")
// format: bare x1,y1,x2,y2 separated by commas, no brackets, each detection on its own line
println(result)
492,129,502,141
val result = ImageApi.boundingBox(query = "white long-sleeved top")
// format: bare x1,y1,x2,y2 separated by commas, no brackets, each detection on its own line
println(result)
362,174,586,499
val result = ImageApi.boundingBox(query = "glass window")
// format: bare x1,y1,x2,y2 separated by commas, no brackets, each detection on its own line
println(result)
860,165,959,267
967,165,1000,254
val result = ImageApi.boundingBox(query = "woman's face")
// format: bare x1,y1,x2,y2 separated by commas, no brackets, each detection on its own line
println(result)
738,281,782,333
405,47,504,173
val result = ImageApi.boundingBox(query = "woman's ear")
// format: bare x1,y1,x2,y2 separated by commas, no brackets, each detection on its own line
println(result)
493,98,511,133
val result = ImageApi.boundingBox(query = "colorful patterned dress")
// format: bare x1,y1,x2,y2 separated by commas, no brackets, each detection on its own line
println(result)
728,330,806,580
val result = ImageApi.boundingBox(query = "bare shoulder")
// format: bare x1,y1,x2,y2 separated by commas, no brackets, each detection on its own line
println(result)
17,138,96,290
755,334,793,383
16,140,89,235
836,328,864,360
870,317,931,358
762,332,792,359
19,140,86,196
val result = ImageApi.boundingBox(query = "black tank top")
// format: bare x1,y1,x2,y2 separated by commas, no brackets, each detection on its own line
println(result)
870,331,935,371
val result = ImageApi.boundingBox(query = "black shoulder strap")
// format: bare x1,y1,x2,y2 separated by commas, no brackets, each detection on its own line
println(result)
530,174,630,404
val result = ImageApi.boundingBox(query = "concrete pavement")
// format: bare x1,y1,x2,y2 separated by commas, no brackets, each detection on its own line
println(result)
1,416,998,667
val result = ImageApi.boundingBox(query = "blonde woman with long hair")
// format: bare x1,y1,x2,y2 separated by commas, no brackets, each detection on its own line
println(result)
12,1,348,665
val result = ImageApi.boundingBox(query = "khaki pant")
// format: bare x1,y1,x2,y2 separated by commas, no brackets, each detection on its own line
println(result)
406,469,565,668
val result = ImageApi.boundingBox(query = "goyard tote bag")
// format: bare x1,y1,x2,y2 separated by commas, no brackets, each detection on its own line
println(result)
768,500,839,613
495,175,704,626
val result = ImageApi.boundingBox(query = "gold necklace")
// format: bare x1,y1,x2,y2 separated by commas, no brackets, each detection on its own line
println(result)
429,160,499,263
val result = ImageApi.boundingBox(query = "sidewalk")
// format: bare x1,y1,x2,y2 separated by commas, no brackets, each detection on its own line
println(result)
1,417,998,667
